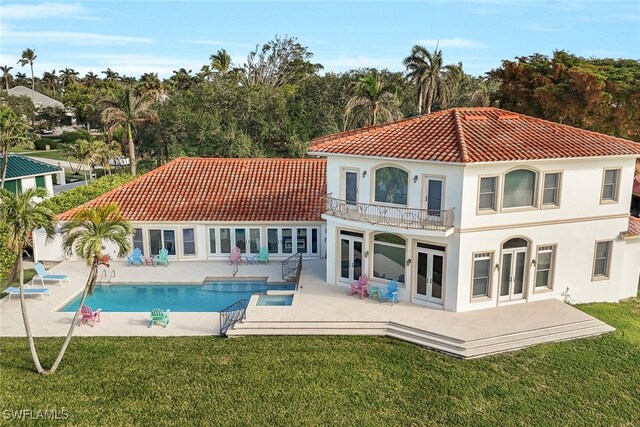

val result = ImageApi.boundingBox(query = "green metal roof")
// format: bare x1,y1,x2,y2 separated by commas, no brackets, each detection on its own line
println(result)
0,154,62,180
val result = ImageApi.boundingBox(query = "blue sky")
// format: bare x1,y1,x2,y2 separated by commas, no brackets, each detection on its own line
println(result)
1,1,639,78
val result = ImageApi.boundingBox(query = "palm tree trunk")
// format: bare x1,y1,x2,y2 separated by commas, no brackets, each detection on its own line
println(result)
127,123,136,175
1,142,8,188
17,254,46,374
4,77,8,92
47,260,98,375
30,64,35,103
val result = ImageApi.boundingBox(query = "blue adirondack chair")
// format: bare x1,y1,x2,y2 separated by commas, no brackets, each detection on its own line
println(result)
154,248,170,266
127,247,144,266
149,308,170,327
379,280,399,306
256,247,269,264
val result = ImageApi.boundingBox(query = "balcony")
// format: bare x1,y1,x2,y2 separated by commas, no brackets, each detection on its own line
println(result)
325,195,454,231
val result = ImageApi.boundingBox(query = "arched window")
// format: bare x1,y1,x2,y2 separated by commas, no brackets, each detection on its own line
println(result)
503,169,537,208
374,167,408,205
372,233,406,284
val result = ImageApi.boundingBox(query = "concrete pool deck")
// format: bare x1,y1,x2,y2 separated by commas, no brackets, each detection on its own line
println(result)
0,259,614,358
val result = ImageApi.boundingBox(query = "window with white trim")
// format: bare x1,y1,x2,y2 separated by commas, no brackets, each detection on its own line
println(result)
182,228,196,256
593,241,612,279
478,177,497,211
208,228,216,254
132,228,143,252
535,245,555,289
374,167,408,205
472,253,492,298
503,169,537,208
601,169,620,202
542,173,561,206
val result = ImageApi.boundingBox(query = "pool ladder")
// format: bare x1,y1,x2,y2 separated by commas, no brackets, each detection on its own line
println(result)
101,269,116,283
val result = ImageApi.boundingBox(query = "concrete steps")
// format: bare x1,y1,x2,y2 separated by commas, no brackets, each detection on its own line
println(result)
226,317,615,358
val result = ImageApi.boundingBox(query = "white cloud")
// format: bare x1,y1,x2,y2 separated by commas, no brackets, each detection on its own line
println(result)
1,28,153,46
2,2,90,20
414,38,486,49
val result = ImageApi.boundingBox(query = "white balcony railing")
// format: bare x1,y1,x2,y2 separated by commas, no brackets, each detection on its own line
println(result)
325,195,454,230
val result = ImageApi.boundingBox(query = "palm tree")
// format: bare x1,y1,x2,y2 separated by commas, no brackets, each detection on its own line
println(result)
139,72,164,100
403,45,464,114
47,204,132,374
1,65,13,91
470,78,500,107
41,70,57,97
343,72,402,130
92,140,122,175
14,72,28,87
0,187,56,375
0,106,34,187
61,139,101,183
101,88,159,175
101,68,120,82
59,68,79,92
83,71,99,87
17,48,37,103
210,49,232,76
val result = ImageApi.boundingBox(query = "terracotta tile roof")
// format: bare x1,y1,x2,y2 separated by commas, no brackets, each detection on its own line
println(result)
57,158,327,222
308,107,640,163
623,216,640,239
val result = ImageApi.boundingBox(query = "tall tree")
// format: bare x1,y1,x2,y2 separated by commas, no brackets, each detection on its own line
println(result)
61,138,101,183
101,68,120,82
41,70,58,97
0,187,56,375
14,72,28,87
48,204,132,374
101,88,159,174
1,66,13,91
0,106,34,187
17,48,37,103
210,49,232,76
343,72,402,129
59,68,80,92
83,71,99,87
403,45,464,114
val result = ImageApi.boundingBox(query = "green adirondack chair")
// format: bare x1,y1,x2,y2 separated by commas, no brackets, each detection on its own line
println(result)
149,308,170,328
154,248,170,266
256,247,269,264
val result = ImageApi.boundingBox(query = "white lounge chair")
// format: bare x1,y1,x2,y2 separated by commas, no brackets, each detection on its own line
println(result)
3,287,50,301
33,262,70,286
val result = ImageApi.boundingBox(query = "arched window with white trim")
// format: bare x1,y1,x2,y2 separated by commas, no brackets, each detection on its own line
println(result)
374,167,408,205
503,169,537,208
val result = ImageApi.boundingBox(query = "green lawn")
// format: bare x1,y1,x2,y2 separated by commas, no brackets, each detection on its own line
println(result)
1,297,638,426
14,150,79,163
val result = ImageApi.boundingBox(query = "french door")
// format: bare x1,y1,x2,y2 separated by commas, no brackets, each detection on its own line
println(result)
499,248,527,301
340,234,363,283
415,247,445,304
423,177,444,223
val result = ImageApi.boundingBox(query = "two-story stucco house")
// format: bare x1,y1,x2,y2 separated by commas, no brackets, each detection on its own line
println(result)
309,107,640,312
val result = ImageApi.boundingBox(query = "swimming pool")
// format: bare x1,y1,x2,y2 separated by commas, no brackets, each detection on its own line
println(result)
59,281,274,312
256,295,294,306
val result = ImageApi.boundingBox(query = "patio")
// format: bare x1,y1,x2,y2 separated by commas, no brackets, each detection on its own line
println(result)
0,259,614,358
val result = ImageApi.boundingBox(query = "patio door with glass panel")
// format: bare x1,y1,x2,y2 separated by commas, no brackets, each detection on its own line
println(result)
344,170,358,206
499,238,528,301
423,177,444,222
415,245,445,304
148,229,176,256
339,232,363,283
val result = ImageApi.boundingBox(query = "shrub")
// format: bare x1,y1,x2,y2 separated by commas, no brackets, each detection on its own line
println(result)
0,223,16,284
59,129,92,145
33,138,49,150
41,174,135,215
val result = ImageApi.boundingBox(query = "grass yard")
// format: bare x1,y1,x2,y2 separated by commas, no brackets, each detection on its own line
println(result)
1,297,639,426
15,150,79,163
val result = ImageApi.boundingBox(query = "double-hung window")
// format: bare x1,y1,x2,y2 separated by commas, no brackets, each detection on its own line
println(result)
601,169,620,202
542,173,561,207
471,253,493,299
535,245,555,290
478,177,497,211
593,241,612,279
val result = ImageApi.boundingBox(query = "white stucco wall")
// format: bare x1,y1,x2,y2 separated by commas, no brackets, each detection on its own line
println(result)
621,238,640,299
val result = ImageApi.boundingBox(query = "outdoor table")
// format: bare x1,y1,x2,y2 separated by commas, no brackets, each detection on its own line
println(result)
368,287,380,300
143,257,155,266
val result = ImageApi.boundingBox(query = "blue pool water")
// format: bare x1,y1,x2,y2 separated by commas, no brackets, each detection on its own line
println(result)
256,295,294,306
60,281,276,312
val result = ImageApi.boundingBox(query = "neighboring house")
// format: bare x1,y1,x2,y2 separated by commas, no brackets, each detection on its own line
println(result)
7,86,65,110
1,154,63,197
308,107,640,311
34,158,327,262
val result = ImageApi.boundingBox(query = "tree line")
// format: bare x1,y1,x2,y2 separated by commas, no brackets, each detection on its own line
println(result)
2,36,639,175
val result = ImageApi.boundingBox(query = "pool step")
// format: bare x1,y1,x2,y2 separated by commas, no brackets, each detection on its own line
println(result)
227,317,614,358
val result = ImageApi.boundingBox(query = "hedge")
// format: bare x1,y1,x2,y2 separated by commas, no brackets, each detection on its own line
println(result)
41,174,135,215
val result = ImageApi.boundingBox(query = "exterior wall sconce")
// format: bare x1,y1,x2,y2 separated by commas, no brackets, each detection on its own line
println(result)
364,251,369,258
413,175,418,183
406,258,412,266
362,170,367,178
531,259,537,267
495,263,500,271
